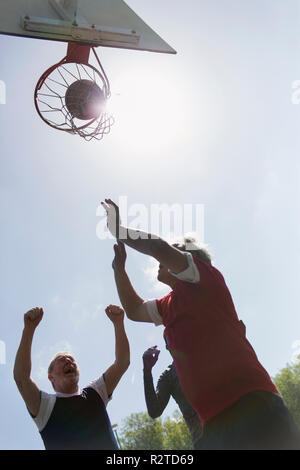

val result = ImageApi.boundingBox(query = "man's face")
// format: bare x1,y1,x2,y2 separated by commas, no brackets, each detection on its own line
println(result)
48,354,80,393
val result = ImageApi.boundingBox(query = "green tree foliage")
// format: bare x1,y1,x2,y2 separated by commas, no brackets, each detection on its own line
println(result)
162,410,193,450
119,412,164,450
273,355,300,428
118,410,193,450
118,358,300,450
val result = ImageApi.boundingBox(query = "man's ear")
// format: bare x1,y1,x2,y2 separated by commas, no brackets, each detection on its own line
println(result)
48,374,54,386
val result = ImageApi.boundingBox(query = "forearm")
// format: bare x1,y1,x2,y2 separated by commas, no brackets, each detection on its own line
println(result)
114,268,144,318
14,328,34,383
143,369,167,418
104,199,169,261
113,321,130,371
118,226,164,259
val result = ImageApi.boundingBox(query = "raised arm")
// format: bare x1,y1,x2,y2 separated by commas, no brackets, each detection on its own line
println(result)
112,241,154,323
13,307,43,417
101,199,188,274
103,305,130,397
143,347,171,418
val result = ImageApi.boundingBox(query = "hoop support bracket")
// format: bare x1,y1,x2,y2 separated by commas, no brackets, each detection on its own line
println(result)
66,42,91,64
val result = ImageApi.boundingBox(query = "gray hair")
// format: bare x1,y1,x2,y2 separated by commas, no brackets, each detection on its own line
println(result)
48,351,74,375
173,236,212,265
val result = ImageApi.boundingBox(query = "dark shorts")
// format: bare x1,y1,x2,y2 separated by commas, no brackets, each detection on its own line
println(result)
197,391,300,450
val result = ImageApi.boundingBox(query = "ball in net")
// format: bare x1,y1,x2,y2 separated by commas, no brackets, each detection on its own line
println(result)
65,79,105,120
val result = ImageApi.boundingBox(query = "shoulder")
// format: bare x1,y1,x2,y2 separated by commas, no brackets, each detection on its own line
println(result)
167,363,179,382
158,364,173,383
193,255,224,280
174,253,224,286
144,298,171,326
32,391,57,432
86,374,111,407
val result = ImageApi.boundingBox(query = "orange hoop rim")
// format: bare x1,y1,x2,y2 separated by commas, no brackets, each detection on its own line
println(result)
34,44,113,139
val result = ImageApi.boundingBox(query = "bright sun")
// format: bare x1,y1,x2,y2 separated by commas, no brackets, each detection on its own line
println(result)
107,69,189,153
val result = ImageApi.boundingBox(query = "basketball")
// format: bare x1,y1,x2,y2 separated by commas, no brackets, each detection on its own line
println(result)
65,79,105,120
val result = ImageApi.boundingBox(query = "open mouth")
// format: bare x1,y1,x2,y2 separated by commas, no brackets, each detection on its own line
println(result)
64,366,76,375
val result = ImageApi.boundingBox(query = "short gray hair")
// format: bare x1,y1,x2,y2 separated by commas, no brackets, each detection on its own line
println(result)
48,351,73,375
173,236,212,265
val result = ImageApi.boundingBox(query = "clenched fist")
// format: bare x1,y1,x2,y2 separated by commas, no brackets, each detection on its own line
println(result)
24,307,44,330
105,305,124,325
143,346,160,371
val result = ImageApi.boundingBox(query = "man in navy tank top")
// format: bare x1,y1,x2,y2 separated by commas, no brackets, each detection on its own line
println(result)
14,304,130,450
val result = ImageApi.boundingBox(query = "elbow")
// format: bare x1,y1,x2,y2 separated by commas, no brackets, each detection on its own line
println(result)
119,355,130,373
13,368,22,385
125,310,135,321
148,410,161,419
124,358,130,371
13,369,30,389
14,376,25,391
13,375,20,386
125,303,144,323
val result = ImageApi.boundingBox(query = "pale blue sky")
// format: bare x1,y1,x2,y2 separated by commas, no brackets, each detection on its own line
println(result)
1,0,300,449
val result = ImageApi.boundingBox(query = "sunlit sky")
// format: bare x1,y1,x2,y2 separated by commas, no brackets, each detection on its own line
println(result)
1,0,300,450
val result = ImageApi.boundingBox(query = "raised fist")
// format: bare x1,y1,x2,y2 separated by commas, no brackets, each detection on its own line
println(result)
143,346,160,370
105,305,124,324
24,307,43,329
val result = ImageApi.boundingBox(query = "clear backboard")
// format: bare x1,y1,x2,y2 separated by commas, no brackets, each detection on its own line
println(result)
0,0,176,54
0,1,176,140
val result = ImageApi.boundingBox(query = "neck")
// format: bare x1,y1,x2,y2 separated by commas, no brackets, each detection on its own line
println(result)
55,383,79,395
164,278,177,289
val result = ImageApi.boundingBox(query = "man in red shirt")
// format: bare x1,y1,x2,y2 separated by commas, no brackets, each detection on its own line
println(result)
101,198,300,449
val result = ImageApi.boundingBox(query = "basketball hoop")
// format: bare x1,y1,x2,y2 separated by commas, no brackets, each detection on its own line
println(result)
34,43,114,141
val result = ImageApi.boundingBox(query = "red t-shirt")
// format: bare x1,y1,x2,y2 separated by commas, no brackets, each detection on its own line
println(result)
156,256,278,424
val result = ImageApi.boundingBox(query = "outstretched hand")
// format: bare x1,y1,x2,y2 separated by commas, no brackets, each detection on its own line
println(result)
105,305,125,325
143,346,160,370
101,198,121,239
24,307,44,330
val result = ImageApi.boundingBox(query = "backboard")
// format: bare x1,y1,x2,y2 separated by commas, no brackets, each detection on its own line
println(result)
0,0,176,54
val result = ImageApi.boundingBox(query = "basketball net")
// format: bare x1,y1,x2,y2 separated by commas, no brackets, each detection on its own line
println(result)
34,43,114,141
